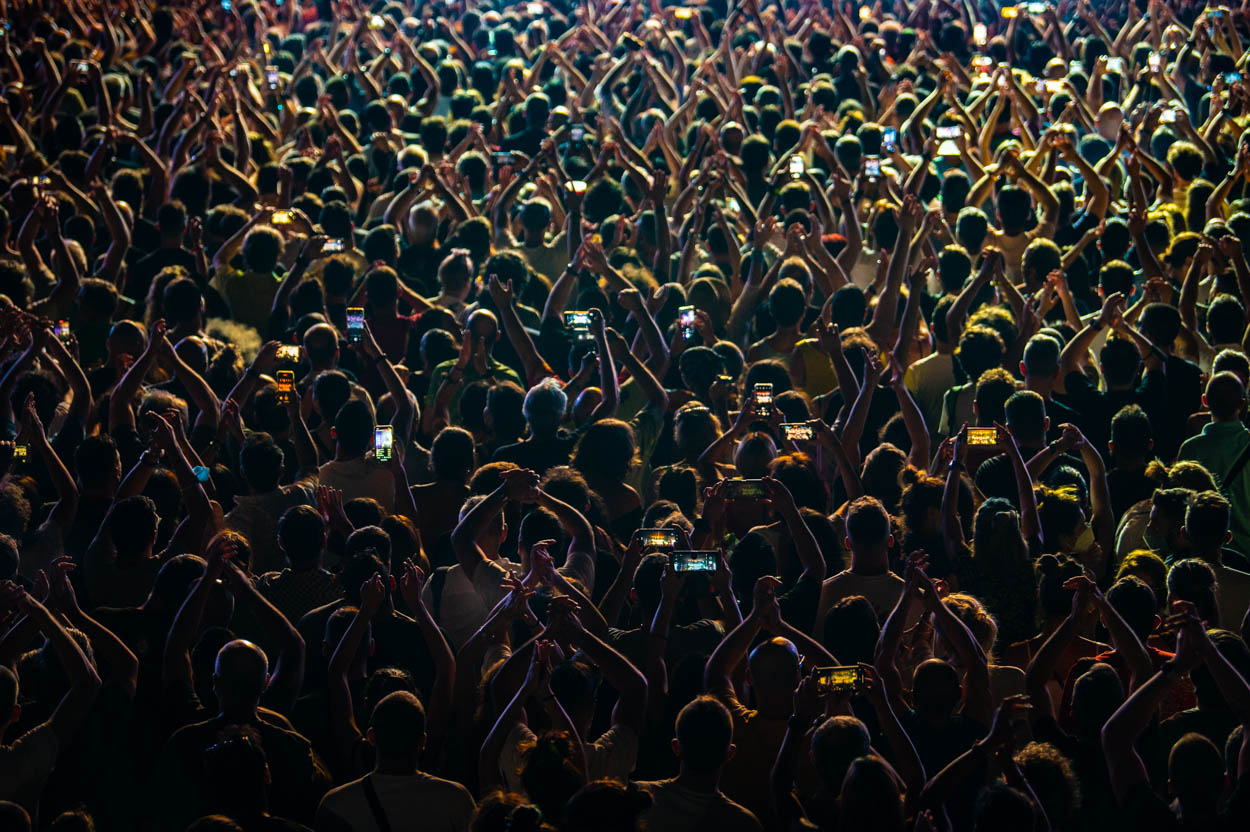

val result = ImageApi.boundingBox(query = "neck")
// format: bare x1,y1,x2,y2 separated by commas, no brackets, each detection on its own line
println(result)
218,704,260,723
674,767,722,793
1024,377,1053,398
850,548,889,575
374,754,421,776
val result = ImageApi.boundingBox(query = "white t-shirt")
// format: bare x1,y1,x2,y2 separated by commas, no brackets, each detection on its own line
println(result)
422,558,524,650
635,779,762,832
0,723,59,804
499,721,640,791
815,569,905,629
318,457,395,513
316,771,475,832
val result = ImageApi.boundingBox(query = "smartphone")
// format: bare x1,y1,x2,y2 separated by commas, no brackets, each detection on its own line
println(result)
882,126,898,153
973,23,987,47
74,61,89,73
192,465,211,483
32,175,51,186
1148,52,1162,72
640,528,679,550
1159,108,1177,123
1106,57,1124,73
671,550,718,573
782,423,814,441
966,427,999,446
221,0,232,10
788,155,805,179
270,209,293,225
724,478,766,499
527,1,543,13
972,56,993,75
678,305,696,340
276,370,295,405
492,151,513,168
374,425,394,462
277,344,301,362
564,310,592,331
1044,79,1065,93
266,65,280,89
864,156,881,180
622,33,644,51
322,238,346,253
1210,7,1226,17
12,443,27,464
1027,2,1046,12
936,125,961,139
752,382,773,417
858,6,871,20
55,319,70,343
674,7,694,18
369,14,385,29
1227,72,1243,83
1069,59,1083,73
716,374,733,385
346,307,364,343
813,665,867,696
567,180,587,195
1001,5,1018,17
570,126,584,143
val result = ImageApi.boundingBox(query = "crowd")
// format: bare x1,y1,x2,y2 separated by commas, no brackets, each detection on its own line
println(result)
3,0,1250,830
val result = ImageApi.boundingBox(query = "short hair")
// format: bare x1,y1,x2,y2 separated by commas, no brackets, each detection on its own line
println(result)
1185,490,1231,549
1004,389,1047,440
334,399,375,455
1013,742,1081,827
1166,558,1219,624
845,496,891,548
241,227,284,273
956,326,1006,381
239,433,285,492
973,367,1017,425
106,496,159,558
1205,371,1245,420
1169,732,1225,809
1167,141,1205,181
810,715,871,787
277,505,325,566
938,245,973,294
997,184,1033,232
370,690,426,755
1098,260,1135,296
1139,303,1182,347
430,427,476,481
1022,334,1062,378
675,696,734,772
1100,337,1142,388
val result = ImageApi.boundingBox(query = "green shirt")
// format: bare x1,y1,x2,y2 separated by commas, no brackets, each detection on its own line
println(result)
424,357,524,422
1177,420,1250,553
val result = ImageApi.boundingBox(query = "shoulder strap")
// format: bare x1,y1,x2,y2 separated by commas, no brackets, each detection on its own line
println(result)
361,774,393,832
430,566,451,622
1224,441,1250,496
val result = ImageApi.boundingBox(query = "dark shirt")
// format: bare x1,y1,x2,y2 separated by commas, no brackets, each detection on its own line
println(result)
491,433,576,475
125,245,199,300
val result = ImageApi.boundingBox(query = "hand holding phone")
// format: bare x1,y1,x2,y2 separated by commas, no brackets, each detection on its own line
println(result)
374,426,394,462
346,308,365,344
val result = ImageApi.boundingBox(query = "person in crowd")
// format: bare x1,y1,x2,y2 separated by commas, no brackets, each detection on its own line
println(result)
6,3,1250,832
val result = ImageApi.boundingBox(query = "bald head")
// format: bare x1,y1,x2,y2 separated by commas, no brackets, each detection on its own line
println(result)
213,640,269,708
1205,371,1245,421
304,323,340,367
748,637,801,691
466,309,500,343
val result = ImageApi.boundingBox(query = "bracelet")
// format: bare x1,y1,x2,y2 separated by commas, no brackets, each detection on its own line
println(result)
948,461,965,472
1089,319,1105,332
374,353,389,365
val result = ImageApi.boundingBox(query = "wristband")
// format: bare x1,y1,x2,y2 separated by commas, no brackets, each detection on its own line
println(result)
374,353,390,365
1089,319,1105,332
948,461,965,472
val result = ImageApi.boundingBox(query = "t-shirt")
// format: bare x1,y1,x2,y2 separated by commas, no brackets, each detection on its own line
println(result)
223,480,318,574
491,433,577,476
1177,421,1250,554
0,723,59,806
635,779,762,832
500,721,639,789
1118,773,1250,831
905,352,957,434
421,558,524,650
815,569,904,627
318,457,395,514
212,267,283,332
315,771,476,832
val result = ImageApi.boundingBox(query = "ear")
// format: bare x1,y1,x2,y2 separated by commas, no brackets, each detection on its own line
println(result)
972,402,980,416
1202,393,1209,409
1226,531,1234,545
367,727,377,746
1044,417,1051,433
330,427,338,440
1019,360,1027,376
10,704,19,723
887,534,895,548
670,737,681,758
844,535,853,550
726,743,736,762
1107,440,1115,455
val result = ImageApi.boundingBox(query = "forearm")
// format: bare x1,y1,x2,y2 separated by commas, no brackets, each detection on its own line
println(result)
705,613,764,687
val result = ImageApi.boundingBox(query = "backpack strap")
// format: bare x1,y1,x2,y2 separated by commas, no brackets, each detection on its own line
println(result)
1223,441,1250,497
361,774,393,832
